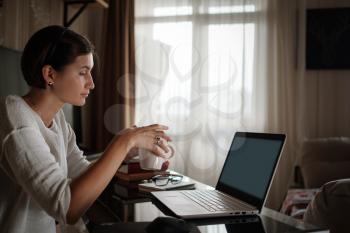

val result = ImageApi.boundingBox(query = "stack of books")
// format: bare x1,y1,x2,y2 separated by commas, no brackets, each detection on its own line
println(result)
113,179,141,198
115,159,169,182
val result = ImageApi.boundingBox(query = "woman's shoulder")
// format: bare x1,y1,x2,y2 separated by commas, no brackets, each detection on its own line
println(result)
0,95,39,131
2,95,33,117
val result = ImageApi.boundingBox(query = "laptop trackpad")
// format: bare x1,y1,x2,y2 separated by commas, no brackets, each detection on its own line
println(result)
165,196,206,213
166,196,192,204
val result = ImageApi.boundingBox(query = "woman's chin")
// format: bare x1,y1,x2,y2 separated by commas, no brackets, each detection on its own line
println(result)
70,99,86,106
78,100,86,106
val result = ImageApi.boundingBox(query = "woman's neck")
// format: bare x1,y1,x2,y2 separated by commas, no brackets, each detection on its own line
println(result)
22,88,64,128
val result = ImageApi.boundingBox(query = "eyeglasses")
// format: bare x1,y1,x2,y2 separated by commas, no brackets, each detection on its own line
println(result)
151,174,183,186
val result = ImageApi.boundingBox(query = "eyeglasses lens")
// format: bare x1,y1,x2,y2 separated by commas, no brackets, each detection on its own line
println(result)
155,176,169,186
171,176,182,184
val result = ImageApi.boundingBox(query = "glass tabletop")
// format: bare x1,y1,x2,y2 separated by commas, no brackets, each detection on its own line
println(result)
99,172,328,233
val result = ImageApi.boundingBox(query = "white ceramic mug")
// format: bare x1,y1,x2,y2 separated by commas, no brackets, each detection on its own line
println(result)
139,139,174,170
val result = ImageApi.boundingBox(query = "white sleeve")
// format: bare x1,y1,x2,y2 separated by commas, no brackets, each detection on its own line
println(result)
3,127,71,224
66,124,90,179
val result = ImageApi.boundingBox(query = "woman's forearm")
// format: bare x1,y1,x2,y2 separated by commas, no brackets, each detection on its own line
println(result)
66,136,131,224
65,124,169,224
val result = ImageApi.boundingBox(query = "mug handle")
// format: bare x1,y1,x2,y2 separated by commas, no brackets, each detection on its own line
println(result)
163,145,175,159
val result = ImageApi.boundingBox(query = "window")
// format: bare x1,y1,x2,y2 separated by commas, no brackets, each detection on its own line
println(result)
134,2,260,177
135,1,257,125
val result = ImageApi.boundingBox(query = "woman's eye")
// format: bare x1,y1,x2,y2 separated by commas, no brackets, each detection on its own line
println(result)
79,71,87,75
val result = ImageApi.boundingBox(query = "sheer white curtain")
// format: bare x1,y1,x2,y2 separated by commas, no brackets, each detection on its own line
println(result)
134,0,271,185
134,0,299,209
137,0,350,210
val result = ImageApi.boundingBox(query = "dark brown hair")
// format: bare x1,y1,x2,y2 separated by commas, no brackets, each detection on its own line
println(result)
21,25,96,89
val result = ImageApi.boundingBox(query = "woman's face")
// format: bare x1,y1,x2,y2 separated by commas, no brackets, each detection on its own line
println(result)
52,53,94,106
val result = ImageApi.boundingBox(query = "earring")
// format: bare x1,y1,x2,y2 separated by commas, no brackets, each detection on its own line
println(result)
48,81,54,86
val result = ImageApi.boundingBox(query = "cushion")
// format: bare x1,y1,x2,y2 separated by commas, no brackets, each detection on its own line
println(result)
304,179,350,232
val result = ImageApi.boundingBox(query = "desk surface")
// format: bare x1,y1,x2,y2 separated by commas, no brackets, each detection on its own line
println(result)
97,172,328,233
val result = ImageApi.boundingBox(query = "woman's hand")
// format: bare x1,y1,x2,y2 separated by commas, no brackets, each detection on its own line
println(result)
124,147,138,162
117,124,172,158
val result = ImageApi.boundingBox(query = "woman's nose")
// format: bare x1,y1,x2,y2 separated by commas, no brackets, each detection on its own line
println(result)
86,73,95,90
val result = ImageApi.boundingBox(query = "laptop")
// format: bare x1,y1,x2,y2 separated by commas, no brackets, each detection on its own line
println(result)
151,132,286,219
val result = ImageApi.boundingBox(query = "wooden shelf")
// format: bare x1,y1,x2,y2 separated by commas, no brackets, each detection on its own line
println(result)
66,0,108,9
95,0,108,8
63,0,108,27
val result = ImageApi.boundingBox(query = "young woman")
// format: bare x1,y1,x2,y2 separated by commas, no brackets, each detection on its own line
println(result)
0,25,171,233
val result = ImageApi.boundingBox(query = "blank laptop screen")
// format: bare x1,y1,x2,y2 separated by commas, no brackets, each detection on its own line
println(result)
218,133,284,201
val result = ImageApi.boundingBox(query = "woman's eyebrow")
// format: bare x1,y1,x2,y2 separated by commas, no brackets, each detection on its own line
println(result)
80,65,93,70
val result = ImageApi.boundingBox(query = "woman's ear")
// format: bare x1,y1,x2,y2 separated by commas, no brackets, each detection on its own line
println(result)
42,65,56,87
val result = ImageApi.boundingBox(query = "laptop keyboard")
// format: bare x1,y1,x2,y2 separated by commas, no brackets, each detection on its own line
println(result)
180,190,249,212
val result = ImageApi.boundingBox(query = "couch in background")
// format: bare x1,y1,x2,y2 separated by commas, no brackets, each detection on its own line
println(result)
283,137,350,232
300,137,350,188
281,137,350,222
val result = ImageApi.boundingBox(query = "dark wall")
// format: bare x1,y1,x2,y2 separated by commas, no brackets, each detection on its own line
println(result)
0,46,28,97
